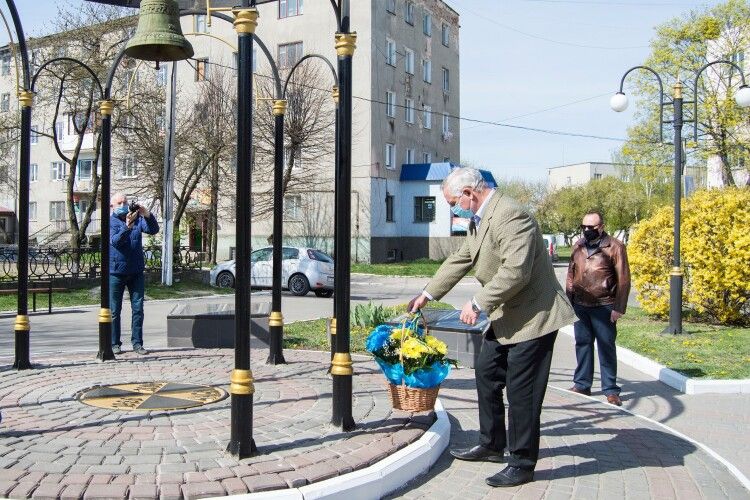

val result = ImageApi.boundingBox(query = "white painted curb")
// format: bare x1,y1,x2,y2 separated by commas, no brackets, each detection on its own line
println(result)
220,399,451,500
560,325,750,395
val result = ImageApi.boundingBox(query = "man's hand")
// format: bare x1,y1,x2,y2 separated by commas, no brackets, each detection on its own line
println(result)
138,205,151,218
409,294,429,313
611,310,623,323
126,211,138,229
459,301,478,326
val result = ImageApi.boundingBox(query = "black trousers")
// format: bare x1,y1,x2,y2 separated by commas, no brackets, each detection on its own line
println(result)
475,329,557,471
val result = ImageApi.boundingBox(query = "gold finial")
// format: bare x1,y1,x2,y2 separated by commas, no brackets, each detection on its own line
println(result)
99,100,115,116
269,310,284,326
330,352,353,376
229,369,255,395
335,33,357,57
18,90,34,108
272,100,287,116
233,8,258,34
14,315,30,331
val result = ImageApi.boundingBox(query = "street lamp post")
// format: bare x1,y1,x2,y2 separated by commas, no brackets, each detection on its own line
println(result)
612,62,750,334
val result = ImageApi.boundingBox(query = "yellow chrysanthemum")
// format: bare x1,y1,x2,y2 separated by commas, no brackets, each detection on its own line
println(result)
401,337,428,359
389,328,412,340
425,335,447,355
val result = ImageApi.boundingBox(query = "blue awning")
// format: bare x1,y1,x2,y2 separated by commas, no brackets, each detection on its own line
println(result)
400,163,497,188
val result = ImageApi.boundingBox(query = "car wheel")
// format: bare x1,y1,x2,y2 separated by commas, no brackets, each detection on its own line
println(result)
288,273,310,296
314,289,333,298
216,271,235,288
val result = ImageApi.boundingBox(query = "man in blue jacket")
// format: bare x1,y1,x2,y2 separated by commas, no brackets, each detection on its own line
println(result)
110,192,160,355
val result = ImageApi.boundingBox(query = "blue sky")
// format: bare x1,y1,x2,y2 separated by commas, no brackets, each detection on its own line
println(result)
3,0,726,181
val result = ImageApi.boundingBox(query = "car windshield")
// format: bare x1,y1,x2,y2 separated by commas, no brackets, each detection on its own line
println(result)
307,249,333,263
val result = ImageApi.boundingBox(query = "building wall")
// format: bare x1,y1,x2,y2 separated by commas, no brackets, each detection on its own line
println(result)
546,162,619,191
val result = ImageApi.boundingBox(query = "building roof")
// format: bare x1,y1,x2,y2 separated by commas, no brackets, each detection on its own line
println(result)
0,205,15,214
399,163,496,187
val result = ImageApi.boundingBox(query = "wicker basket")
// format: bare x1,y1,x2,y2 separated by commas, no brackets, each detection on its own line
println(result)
387,382,440,412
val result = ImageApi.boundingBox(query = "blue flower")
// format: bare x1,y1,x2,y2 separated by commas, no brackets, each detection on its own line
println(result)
365,324,394,353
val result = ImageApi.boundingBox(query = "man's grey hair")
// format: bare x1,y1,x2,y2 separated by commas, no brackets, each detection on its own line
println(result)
111,192,127,207
442,167,488,196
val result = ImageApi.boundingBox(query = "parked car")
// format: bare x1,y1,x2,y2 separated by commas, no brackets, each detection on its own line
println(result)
542,235,559,262
209,246,334,297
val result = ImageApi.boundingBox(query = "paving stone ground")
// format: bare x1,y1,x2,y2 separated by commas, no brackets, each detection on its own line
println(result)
0,344,748,499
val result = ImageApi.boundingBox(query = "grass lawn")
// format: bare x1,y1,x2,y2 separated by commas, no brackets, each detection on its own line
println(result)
351,259,476,277
616,307,750,379
283,301,455,352
556,246,572,264
0,279,232,312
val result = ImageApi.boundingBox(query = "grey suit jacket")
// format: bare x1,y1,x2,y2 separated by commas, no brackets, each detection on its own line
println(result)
425,193,576,345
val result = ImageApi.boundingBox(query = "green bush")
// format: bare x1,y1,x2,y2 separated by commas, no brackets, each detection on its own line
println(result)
351,301,392,328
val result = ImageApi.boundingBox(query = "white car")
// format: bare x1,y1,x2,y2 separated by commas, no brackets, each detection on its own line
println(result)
209,246,335,297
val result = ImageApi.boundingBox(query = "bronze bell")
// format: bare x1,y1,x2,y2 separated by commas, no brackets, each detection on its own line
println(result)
124,0,194,62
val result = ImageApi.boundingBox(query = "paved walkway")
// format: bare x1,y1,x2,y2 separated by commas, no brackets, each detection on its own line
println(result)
0,340,748,498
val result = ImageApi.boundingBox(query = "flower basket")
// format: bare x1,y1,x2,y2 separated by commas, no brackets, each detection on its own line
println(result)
365,313,456,412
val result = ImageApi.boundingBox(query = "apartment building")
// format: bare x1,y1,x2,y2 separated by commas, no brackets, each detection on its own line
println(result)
0,0,460,263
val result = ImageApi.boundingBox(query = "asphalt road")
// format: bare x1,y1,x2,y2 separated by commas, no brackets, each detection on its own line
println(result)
0,266,636,358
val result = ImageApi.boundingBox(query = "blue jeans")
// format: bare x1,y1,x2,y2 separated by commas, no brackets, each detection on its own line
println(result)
573,304,620,396
110,272,145,348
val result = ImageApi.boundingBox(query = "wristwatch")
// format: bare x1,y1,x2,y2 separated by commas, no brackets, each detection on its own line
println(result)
471,298,481,314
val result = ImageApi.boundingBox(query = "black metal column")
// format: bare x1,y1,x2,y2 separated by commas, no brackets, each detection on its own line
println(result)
330,85,339,363
665,82,684,335
331,9,356,430
97,100,116,361
13,92,32,370
227,5,258,458
267,100,287,365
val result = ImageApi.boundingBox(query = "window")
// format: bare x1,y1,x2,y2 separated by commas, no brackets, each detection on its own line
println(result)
414,196,436,223
442,23,450,46
405,1,414,24
29,202,37,221
30,163,38,182
278,41,303,68
51,161,67,181
385,91,396,118
251,248,272,262
404,47,414,74
443,156,450,163
156,64,168,86
279,0,303,18
122,157,137,178
594,173,602,180
731,50,745,71
423,105,432,129
423,12,432,36
283,194,302,220
281,247,300,260
385,194,395,222
31,125,39,145
442,113,450,134
442,67,450,92
386,0,396,14
385,143,396,170
77,159,94,181
405,148,415,164
49,201,66,221
194,14,208,33
68,112,93,135
404,98,414,124
386,38,396,66
0,93,9,112
0,54,10,76
54,121,63,139
195,58,208,81
422,152,431,163
284,145,302,170
422,58,431,83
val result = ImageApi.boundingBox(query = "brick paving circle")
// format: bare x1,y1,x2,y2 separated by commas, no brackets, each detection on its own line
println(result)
0,349,432,499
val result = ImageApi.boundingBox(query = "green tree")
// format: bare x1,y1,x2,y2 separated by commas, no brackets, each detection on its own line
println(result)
620,0,750,186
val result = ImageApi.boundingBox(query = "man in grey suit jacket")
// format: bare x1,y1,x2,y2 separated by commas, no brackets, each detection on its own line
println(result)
409,167,576,487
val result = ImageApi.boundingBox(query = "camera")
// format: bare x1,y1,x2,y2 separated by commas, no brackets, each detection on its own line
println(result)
129,201,140,214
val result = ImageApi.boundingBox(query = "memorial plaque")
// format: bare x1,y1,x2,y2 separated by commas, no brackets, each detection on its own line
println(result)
167,301,271,348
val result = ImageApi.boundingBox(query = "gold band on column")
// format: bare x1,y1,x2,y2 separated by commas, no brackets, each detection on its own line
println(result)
229,369,255,395
330,352,353,376
232,8,258,34
18,90,33,108
332,85,340,104
670,266,683,276
269,311,283,327
99,100,115,116
673,81,683,99
272,100,287,116
330,317,337,336
14,315,30,331
335,33,357,57
98,308,112,323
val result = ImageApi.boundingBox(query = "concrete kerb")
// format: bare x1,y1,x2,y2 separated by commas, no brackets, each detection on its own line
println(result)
560,325,750,394
211,399,451,500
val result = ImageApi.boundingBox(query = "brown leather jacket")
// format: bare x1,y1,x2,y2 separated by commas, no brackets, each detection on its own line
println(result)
566,233,631,313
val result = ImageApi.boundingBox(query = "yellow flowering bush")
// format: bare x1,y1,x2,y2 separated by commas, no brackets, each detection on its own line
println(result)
629,187,750,325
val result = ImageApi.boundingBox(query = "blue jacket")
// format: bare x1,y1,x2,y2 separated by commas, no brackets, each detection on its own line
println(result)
110,213,160,275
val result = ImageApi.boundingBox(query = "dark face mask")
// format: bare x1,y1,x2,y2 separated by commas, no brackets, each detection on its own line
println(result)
583,228,600,242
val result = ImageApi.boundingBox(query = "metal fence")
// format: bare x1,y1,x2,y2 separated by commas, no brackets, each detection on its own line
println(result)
0,245,205,283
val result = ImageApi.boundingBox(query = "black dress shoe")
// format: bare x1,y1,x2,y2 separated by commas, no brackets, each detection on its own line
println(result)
450,445,505,463
485,465,534,487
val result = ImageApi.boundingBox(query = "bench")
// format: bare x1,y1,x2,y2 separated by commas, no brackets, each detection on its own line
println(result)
0,280,69,313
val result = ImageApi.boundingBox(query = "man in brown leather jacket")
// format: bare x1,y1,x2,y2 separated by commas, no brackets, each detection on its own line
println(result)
566,211,630,406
